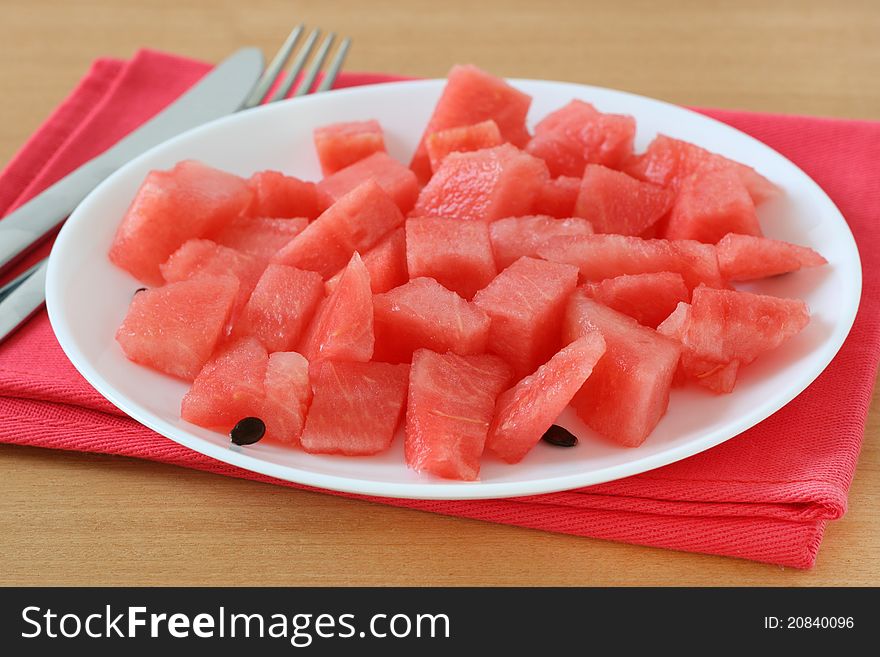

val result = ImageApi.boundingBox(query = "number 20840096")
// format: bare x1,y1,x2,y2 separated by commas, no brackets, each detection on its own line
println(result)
764,617,854,629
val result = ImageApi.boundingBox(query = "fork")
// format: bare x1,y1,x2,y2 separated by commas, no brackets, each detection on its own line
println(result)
0,25,352,344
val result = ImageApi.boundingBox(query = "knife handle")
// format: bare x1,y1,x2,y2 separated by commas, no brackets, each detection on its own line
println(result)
0,259,47,344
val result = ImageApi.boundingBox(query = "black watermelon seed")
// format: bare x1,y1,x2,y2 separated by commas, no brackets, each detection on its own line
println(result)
230,417,266,446
542,425,578,448
133,287,147,296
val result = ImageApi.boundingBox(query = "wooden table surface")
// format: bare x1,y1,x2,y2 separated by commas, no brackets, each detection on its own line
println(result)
1,0,878,586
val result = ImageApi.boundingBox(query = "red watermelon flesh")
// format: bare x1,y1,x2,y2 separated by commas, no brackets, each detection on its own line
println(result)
665,166,762,243
272,180,404,279
716,233,827,281
563,291,681,446
109,161,252,286
405,217,497,300
574,164,673,236
372,277,491,363
487,332,607,464
656,301,691,386
532,175,580,218
317,152,419,214
473,256,579,377
246,170,323,220
411,144,549,222
314,120,386,176
426,119,503,172
211,216,308,264
299,252,374,363
410,64,532,183
325,227,408,295
180,336,268,431
116,275,238,381
300,360,410,455
233,264,325,353
625,134,780,204
489,215,593,270
538,234,725,291
582,272,690,329
261,351,312,444
405,349,513,480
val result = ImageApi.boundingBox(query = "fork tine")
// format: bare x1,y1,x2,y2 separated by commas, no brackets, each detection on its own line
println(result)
241,24,304,109
293,32,336,97
314,37,351,93
268,28,321,102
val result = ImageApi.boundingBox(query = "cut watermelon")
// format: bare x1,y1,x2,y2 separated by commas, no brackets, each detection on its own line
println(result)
563,291,681,446
233,264,325,353
405,349,513,480
532,175,580,218
405,217,497,300
487,332,607,464
314,120,386,176
410,64,532,183
180,336,268,431
583,272,690,329
116,275,238,381
300,360,410,455
490,215,593,270
473,256,579,377
372,277,491,363
525,100,635,177
210,216,307,264
716,233,827,281
574,164,673,236
299,252,374,363
412,144,549,222
656,301,691,387
317,152,419,214
665,167,762,243
325,227,408,295
538,234,725,291
261,351,312,444
272,180,404,279
109,161,252,285
246,170,323,220
426,119,504,172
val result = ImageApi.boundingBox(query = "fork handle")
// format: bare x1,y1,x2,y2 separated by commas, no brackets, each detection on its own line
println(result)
0,259,47,344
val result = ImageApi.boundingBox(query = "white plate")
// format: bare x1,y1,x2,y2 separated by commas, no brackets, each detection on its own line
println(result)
45,78,861,500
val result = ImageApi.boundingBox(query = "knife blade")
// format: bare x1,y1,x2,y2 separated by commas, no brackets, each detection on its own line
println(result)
0,47,264,275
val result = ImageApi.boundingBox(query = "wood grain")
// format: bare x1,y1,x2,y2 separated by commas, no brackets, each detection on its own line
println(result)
0,0,878,585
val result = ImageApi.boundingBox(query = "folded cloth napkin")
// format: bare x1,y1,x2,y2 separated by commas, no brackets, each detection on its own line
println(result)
1,50,878,569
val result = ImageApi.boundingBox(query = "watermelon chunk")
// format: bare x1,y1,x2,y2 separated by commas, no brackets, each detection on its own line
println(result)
426,119,504,172
210,216,308,264
300,252,374,363
656,301,691,387
261,351,312,444
665,167,762,243
564,291,681,446
233,264,325,353
109,161,252,285
372,277,491,363
538,234,725,291
325,227,408,295
574,164,673,236
525,100,635,177
317,152,419,214
246,170,323,220
180,336,268,431
583,272,690,329
272,180,405,278
410,64,532,183
490,215,593,270
116,275,238,381
412,144,549,222
300,360,410,455
626,134,780,204
532,175,580,218
487,332,607,464
314,120,386,176
716,233,827,281
405,349,513,480
473,256,579,377
405,217,497,300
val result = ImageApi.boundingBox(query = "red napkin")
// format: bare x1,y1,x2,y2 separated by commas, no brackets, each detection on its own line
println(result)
1,50,877,569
